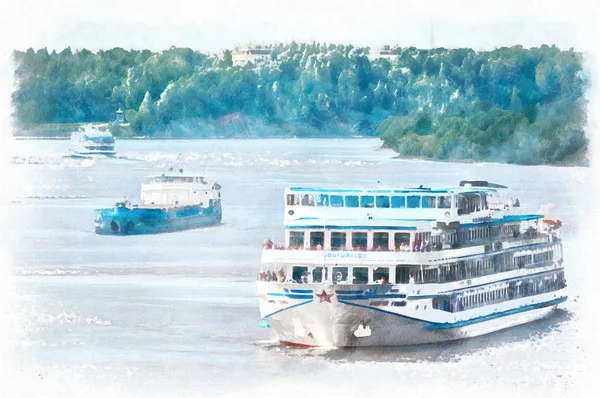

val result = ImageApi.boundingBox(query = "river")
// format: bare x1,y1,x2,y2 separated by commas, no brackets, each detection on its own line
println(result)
0,138,597,397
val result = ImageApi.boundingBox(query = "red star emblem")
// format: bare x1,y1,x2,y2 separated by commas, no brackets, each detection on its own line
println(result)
316,290,332,303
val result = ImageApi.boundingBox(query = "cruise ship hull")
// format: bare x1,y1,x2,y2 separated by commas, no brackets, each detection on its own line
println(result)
258,284,567,347
95,202,222,235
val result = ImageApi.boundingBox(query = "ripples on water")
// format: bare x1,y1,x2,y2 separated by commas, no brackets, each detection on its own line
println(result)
0,138,596,397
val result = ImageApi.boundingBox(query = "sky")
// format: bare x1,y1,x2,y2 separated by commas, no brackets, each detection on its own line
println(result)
0,0,598,53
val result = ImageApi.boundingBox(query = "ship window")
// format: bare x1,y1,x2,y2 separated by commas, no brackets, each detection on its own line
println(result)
292,266,309,283
301,194,315,206
289,231,304,249
422,196,436,208
316,194,329,207
310,232,324,249
391,196,406,208
352,232,367,250
332,266,349,283
331,195,344,207
360,196,374,208
373,267,390,283
330,232,346,250
352,267,369,284
312,266,327,283
394,233,410,250
407,195,421,208
373,232,389,250
438,196,451,208
345,195,359,208
376,195,390,208
286,194,299,206
395,265,410,284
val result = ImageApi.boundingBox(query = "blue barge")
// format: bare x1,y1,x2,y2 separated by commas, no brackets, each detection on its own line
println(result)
95,171,222,235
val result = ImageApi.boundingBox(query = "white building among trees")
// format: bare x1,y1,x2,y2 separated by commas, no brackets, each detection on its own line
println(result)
232,48,272,66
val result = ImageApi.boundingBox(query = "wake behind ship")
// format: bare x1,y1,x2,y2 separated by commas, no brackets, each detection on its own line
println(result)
257,181,567,347
95,169,222,235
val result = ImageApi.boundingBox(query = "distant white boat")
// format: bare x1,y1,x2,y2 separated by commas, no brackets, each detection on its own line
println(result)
69,125,116,157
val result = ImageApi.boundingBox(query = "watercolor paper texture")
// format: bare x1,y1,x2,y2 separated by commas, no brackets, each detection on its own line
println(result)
1,1,599,397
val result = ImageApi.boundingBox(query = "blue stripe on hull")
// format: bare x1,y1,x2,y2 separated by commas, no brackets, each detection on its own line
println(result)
95,203,222,235
337,296,566,328
423,296,567,329
337,293,407,300
266,293,313,300
261,299,314,320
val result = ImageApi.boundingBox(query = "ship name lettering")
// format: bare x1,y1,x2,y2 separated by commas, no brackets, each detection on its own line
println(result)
323,252,366,259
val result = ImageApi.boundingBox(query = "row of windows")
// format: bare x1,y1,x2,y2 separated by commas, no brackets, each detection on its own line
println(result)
262,247,557,284
458,227,490,242
501,224,521,238
456,193,489,214
432,270,565,312
413,249,555,284
287,225,501,251
287,193,452,209
290,231,413,251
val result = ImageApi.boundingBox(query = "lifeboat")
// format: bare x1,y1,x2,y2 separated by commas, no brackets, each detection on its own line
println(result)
541,217,563,229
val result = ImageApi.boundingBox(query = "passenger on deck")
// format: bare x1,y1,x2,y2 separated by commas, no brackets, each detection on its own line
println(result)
514,198,520,207
277,268,286,283
316,243,323,250
263,239,274,249
399,242,407,252
409,273,415,284
300,272,308,284
379,275,390,284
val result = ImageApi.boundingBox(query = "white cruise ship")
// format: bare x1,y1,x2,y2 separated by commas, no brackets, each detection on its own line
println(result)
69,125,116,157
257,181,567,347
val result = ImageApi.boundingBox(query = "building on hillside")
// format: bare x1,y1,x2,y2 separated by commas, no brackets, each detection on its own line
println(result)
367,48,399,62
232,48,272,66
115,108,125,123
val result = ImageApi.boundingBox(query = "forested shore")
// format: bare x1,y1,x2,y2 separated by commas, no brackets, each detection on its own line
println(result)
12,43,588,164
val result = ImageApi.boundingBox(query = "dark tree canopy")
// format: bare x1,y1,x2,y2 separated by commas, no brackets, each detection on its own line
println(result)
12,43,589,165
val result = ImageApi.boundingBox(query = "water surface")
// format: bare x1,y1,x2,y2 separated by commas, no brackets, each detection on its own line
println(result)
0,138,596,397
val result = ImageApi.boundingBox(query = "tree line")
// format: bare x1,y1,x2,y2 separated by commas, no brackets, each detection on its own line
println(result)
12,43,589,164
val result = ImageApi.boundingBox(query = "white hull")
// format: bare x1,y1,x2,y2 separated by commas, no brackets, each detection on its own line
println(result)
259,283,566,347
69,149,116,157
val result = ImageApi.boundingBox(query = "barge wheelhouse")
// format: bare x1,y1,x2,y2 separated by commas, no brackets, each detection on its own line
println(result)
95,170,222,235
257,181,566,347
